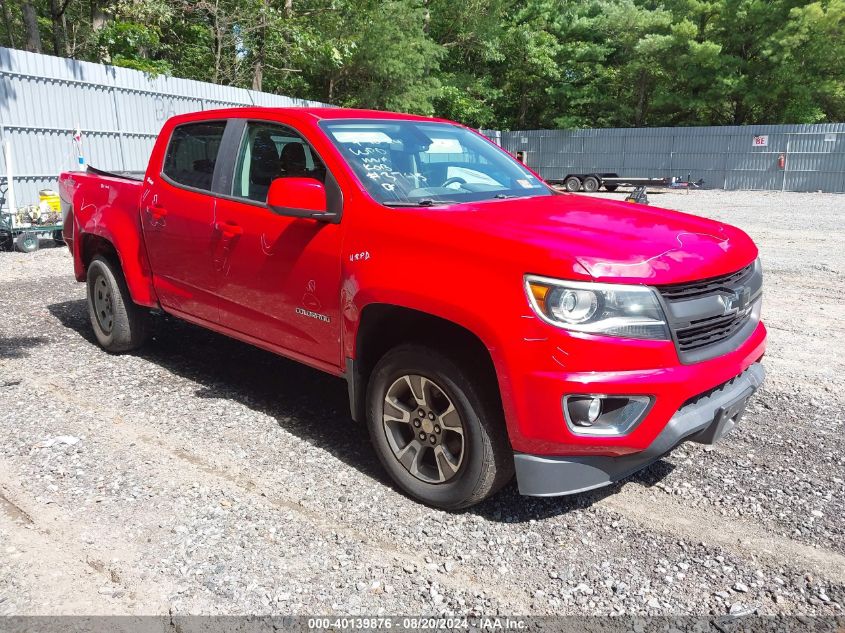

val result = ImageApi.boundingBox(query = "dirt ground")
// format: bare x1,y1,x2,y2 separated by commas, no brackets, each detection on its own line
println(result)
0,189,843,618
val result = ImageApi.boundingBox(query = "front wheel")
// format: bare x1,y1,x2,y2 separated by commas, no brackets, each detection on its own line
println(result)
86,255,149,353
366,344,513,509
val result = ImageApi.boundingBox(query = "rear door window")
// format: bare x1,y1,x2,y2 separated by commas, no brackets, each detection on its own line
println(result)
162,122,227,191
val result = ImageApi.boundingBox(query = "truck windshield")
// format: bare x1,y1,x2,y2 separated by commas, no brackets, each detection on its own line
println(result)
320,120,552,206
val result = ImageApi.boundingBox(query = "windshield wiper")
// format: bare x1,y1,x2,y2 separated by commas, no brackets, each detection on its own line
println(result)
382,199,456,207
493,193,518,199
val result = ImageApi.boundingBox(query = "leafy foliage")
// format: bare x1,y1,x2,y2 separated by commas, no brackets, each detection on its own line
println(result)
2,0,843,128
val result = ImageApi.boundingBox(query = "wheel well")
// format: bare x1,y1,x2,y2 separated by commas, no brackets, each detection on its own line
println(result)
81,234,119,272
348,304,501,422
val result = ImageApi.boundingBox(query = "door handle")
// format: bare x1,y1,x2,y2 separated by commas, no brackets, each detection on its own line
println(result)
146,204,168,226
214,221,243,238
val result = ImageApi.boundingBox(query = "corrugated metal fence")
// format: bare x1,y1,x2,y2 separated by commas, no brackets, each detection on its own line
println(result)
0,46,326,206
497,125,845,193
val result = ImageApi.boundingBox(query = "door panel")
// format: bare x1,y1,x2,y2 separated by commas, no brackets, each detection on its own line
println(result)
143,121,226,323
213,200,342,363
213,120,343,366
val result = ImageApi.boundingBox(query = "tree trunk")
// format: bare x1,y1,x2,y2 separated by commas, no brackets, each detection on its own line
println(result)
22,1,42,53
284,0,292,18
252,0,267,91
635,70,648,126
212,18,223,84
91,0,108,32
517,96,526,128
252,59,263,91
732,99,745,125
50,0,68,56
1,0,16,48
61,12,68,51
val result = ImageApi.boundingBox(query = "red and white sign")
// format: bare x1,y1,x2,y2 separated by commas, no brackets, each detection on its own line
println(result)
752,135,769,147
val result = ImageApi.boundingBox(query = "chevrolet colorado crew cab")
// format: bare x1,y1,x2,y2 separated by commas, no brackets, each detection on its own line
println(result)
58,108,766,509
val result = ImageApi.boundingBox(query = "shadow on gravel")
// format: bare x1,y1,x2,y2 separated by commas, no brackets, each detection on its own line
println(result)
0,335,49,358
47,298,676,519
47,299,390,486
48,300,97,345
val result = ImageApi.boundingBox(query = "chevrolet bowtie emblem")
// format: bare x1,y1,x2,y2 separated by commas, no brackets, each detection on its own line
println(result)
721,287,751,315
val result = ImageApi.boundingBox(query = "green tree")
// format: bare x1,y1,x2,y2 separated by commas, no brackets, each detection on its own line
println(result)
325,0,443,113
94,0,174,74
428,0,508,127
767,0,845,122
1,0,843,128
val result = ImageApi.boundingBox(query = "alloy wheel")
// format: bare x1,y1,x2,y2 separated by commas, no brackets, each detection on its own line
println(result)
382,374,465,484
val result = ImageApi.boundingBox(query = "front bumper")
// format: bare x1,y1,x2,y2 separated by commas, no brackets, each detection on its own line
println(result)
513,362,765,497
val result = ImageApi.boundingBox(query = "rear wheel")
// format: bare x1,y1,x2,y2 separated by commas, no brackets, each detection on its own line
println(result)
583,176,600,192
366,344,513,509
564,176,582,192
86,255,149,353
14,232,39,253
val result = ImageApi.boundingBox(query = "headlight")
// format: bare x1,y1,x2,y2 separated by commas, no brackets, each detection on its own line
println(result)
525,275,670,339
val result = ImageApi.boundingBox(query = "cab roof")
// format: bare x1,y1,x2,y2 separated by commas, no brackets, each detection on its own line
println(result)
175,106,450,125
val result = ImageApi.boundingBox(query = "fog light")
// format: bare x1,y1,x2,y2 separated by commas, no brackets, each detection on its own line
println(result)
567,397,603,427
587,397,602,424
563,394,653,436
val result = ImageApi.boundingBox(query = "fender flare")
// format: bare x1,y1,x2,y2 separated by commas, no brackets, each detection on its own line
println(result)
75,203,158,308
343,292,513,425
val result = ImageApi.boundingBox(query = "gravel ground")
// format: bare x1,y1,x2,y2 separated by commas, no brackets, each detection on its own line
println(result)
0,190,843,618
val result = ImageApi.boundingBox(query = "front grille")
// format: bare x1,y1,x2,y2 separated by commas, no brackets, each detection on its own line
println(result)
658,263,754,301
657,261,762,363
675,310,752,352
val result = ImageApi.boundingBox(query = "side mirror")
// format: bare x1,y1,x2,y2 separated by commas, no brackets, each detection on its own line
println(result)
267,177,333,221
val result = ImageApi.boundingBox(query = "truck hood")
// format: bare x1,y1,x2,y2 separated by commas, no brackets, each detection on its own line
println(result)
444,194,757,284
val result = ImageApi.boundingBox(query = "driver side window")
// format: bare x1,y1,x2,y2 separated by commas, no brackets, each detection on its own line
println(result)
231,122,326,203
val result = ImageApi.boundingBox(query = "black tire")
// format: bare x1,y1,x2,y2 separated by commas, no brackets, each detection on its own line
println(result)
582,176,600,193
366,344,513,509
52,229,65,244
564,176,582,192
14,232,39,253
86,255,149,353
604,184,618,192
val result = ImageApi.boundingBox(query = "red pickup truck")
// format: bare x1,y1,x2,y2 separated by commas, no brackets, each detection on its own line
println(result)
58,107,766,509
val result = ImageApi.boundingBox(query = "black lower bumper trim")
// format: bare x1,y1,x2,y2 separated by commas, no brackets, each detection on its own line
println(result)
514,362,766,497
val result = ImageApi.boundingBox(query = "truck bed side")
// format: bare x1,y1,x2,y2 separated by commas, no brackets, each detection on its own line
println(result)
58,170,159,308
